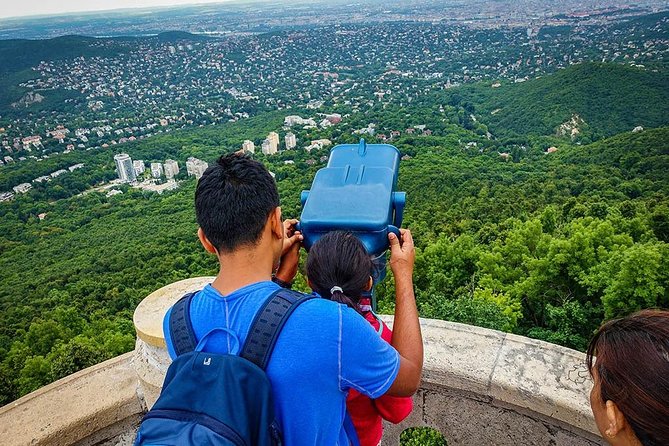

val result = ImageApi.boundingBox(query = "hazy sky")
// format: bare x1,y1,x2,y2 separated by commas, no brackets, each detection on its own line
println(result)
0,0,237,20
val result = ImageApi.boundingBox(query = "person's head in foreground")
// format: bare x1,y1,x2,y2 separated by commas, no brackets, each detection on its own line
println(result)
305,230,373,312
195,153,284,266
586,309,669,446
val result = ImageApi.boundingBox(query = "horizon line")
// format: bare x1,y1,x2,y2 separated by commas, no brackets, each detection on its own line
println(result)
0,0,256,22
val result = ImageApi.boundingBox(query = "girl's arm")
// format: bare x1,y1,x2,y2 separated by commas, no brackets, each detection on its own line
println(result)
373,319,414,424
385,229,424,397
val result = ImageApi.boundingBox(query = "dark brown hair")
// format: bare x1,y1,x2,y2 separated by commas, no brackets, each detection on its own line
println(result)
586,309,669,446
306,231,372,314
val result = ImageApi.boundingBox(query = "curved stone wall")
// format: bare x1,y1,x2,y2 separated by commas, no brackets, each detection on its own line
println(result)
0,353,142,446
0,277,605,446
379,318,604,446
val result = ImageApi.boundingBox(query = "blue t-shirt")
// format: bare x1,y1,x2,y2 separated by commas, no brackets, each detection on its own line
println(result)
163,281,400,446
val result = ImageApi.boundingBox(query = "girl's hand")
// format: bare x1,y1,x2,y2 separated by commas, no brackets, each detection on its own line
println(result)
388,229,415,278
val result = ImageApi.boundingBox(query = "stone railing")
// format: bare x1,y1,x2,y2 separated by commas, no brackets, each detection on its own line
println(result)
0,353,142,446
0,277,604,446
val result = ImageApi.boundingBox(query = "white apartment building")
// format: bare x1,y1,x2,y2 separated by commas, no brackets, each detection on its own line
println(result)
151,163,164,178
13,183,32,194
285,132,297,150
242,140,255,154
261,139,274,155
267,132,279,153
133,160,146,176
164,160,180,179
186,157,209,180
114,153,137,183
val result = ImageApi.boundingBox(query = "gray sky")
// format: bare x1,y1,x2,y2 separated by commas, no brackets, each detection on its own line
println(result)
0,0,236,20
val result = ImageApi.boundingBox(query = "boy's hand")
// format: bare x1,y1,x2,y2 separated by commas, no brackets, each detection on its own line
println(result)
276,219,303,283
388,229,415,278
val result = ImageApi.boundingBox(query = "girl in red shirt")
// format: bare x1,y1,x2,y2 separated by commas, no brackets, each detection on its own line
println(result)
305,231,413,446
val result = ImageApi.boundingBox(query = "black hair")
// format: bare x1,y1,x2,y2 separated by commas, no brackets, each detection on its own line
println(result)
305,231,372,314
195,152,279,253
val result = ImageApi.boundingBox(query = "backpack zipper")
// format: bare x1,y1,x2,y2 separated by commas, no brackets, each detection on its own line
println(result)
142,409,247,446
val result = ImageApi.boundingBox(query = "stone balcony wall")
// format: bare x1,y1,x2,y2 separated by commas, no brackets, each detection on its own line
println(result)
0,277,604,446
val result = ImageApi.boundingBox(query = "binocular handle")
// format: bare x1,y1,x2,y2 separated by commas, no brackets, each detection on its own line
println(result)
387,225,401,240
392,192,406,228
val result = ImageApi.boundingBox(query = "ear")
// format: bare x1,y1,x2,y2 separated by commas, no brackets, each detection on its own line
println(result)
604,400,626,438
197,227,218,254
364,276,373,291
270,207,283,240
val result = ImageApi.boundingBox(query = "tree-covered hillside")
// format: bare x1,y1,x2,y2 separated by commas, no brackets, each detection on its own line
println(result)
378,127,669,350
441,63,669,141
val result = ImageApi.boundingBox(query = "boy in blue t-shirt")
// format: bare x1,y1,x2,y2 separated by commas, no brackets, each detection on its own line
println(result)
163,153,423,445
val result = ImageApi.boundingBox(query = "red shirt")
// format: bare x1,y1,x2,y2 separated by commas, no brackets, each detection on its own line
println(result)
347,301,413,446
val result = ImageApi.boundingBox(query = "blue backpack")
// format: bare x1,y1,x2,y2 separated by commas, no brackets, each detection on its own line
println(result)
134,288,321,446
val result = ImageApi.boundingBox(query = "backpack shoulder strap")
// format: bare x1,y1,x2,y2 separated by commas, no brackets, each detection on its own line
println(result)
168,292,198,356
241,289,316,370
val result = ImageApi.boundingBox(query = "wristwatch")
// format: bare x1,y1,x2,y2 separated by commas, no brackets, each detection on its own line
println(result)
271,275,293,289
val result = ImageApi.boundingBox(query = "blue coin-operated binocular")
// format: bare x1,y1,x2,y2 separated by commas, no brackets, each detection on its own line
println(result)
297,139,406,309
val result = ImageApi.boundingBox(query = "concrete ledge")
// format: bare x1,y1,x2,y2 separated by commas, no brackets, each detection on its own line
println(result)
380,316,603,445
0,353,143,446
133,276,214,347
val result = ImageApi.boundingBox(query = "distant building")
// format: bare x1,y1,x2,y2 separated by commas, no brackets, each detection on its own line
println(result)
21,135,42,149
133,160,146,176
325,113,342,124
306,100,324,109
13,183,32,194
164,159,179,179
242,140,255,154
261,139,273,155
284,115,317,127
114,153,136,183
33,175,51,183
285,132,297,150
69,163,84,172
267,132,280,153
106,189,123,197
186,157,209,180
50,169,68,178
354,124,376,136
284,115,304,127
305,139,332,152
0,192,14,202
151,163,163,178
